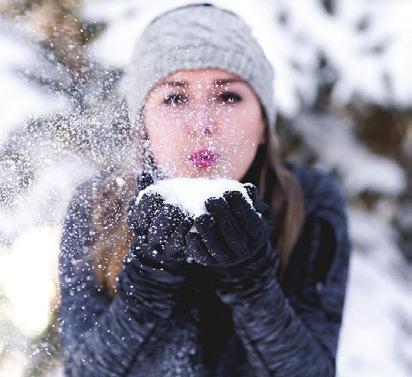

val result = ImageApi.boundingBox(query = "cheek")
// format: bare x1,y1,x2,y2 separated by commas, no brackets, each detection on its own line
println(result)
145,125,190,177
218,106,263,177
222,105,263,146
145,105,182,149
148,128,184,163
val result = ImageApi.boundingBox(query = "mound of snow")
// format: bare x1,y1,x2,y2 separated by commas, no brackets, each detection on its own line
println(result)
135,177,255,219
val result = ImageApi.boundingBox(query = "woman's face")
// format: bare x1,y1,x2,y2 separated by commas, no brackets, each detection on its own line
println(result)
142,68,266,180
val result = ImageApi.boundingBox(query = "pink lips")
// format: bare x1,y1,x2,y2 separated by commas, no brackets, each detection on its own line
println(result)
188,149,220,168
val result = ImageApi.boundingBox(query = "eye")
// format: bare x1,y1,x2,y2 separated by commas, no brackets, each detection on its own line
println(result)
163,94,188,106
217,92,242,104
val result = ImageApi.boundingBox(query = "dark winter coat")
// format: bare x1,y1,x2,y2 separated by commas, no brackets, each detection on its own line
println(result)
58,160,352,377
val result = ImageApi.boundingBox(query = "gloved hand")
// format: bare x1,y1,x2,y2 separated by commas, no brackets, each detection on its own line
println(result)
126,190,194,275
185,184,279,303
116,171,194,319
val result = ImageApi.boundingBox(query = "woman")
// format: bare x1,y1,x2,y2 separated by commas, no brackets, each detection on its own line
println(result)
58,3,352,377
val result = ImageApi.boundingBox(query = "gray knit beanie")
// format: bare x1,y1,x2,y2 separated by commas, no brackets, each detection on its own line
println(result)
121,2,276,135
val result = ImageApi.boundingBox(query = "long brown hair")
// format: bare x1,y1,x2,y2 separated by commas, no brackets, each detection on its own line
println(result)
86,124,305,298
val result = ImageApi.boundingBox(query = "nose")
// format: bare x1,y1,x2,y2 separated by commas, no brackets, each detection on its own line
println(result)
188,102,217,136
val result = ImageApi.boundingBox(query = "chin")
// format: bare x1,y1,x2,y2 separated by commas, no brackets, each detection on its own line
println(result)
167,161,238,180
183,168,215,179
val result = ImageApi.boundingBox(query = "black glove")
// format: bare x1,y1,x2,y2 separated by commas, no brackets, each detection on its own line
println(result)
126,190,194,275
185,184,279,302
116,171,194,319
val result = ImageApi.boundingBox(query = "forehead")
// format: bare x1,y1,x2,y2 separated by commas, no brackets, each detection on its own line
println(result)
154,67,248,89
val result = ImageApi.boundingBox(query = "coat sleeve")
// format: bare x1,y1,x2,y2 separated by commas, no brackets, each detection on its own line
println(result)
58,177,180,377
216,173,352,377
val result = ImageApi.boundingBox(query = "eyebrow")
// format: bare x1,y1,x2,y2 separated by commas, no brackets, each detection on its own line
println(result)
159,78,247,88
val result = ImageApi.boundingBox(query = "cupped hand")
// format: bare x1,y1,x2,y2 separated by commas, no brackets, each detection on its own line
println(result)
126,172,194,274
185,183,273,271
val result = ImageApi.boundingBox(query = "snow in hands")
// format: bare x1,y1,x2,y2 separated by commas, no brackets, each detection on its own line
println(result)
134,177,260,228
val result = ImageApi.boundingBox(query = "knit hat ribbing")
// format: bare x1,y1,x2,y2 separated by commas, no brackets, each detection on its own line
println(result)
121,3,276,133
